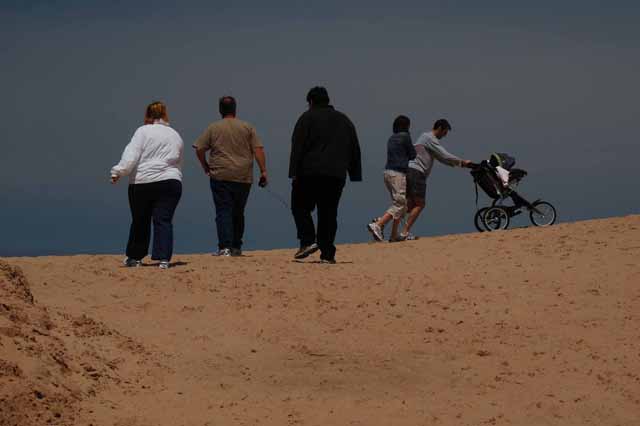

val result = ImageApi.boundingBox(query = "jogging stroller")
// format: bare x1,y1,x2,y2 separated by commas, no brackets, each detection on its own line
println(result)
470,153,557,232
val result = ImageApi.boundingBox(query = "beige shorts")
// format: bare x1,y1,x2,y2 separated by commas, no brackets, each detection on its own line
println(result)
383,170,407,219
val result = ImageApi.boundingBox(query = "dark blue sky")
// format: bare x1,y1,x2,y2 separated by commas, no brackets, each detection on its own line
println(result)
1,1,638,256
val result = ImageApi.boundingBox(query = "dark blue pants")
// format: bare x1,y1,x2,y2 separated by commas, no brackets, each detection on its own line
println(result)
126,179,182,261
210,179,252,250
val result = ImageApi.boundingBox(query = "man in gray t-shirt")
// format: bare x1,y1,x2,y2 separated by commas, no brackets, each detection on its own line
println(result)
402,119,472,238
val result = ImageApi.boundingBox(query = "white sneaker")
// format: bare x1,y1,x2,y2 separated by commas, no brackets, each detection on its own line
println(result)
159,261,170,269
214,248,232,257
367,222,384,242
401,233,418,241
389,234,407,243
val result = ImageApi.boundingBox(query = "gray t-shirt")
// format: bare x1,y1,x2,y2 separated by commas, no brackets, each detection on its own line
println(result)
408,131,462,177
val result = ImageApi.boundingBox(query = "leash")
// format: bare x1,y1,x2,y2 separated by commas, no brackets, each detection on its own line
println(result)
263,186,291,210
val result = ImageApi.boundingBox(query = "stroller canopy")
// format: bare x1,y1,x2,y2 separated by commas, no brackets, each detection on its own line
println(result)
489,152,516,170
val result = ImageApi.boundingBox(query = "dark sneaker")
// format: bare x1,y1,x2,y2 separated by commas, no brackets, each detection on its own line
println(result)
320,258,336,264
123,258,142,267
294,243,319,259
214,248,232,257
231,248,242,257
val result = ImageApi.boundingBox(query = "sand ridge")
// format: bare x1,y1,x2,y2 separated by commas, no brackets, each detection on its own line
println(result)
1,215,639,425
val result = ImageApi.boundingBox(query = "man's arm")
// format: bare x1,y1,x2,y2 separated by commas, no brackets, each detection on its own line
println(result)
347,122,362,182
247,126,268,186
254,146,268,187
192,127,211,176
195,147,211,176
426,139,467,167
288,115,307,179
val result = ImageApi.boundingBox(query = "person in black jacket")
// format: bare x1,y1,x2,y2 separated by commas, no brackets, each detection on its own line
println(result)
289,86,362,263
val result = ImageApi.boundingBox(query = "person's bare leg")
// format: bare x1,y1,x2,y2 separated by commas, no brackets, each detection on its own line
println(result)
376,212,393,229
368,212,393,241
406,198,415,216
402,199,425,236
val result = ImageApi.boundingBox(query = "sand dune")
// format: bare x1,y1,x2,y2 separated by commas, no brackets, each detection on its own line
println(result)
2,215,639,426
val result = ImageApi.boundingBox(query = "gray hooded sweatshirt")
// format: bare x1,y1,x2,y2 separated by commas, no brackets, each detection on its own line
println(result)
408,131,462,177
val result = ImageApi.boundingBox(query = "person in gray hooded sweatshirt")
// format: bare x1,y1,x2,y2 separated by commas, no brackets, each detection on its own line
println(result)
400,119,473,239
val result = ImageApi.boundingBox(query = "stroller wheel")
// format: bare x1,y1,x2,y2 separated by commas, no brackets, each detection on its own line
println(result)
529,201,557,227
483,207,510,231
474,208,489,232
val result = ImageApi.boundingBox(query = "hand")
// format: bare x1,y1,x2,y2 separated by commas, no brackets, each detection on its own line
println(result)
110,175,120,184
462,160,473,168
203,167,212,177
258,171,268,188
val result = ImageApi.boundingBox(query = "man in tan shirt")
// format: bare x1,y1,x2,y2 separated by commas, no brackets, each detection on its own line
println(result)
194,96,268,257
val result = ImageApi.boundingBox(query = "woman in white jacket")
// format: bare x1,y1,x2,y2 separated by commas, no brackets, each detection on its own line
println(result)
110,101,184,269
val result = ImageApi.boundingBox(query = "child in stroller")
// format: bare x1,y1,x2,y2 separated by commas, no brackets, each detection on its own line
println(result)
470,153,556,231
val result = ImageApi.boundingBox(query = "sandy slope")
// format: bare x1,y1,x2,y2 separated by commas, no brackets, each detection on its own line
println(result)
2,215,639,426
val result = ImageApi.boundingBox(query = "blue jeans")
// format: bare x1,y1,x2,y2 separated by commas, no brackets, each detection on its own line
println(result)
210,179,252,250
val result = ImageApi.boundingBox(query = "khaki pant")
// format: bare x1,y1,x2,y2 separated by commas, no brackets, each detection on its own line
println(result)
383,170,407,219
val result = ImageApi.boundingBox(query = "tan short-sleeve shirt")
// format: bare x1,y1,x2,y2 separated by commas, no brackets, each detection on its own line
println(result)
193,118,263,184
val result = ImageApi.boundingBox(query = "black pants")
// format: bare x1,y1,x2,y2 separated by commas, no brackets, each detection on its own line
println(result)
291,175,345,260
210,179,252,250
126,179,182,261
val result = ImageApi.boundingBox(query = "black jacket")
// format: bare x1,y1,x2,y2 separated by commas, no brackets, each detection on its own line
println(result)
288,106,362,181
